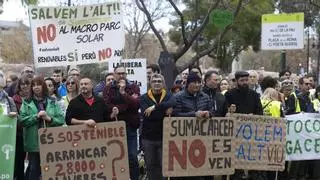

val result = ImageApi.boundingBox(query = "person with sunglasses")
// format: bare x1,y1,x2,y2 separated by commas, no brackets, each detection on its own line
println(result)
62,76,79,108
288,76,316,180
312,86,320,112
297,76,314,113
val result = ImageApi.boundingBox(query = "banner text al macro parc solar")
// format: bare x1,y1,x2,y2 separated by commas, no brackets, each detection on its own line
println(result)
29,2,124,67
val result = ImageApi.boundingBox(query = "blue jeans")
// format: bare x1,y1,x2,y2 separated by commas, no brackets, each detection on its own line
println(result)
127,127,139,180
26,152,41,180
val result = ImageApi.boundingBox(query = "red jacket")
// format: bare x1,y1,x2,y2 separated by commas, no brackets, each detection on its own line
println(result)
103,80,140,129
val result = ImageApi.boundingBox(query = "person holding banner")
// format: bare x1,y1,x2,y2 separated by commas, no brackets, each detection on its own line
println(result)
103,66,141,180
140,73,173,180
19,76,64,180
0,74,18,179
289,76,317,179
65,77,110,126
202,70,227,117
172,72,211,180
225,71,264,180
225,71,263,115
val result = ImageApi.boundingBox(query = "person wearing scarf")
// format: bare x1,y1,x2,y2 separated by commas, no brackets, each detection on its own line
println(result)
12,76,31,180
140,74,174,180
19,76,64,180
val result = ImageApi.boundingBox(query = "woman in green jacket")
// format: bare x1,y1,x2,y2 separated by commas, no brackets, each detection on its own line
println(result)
19,76,64,180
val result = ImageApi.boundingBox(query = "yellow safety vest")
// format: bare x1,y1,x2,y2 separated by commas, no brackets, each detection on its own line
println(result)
261,99,281,118
291,92,301,113
313,99,320,112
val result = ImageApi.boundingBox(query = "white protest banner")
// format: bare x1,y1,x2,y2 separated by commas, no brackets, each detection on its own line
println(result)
261,13,304,50
29,3,124,67
108,59,147,94
286,113,320,161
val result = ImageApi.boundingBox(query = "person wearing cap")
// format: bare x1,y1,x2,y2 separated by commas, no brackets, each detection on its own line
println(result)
171,72,211,180
225,71,263,115
173,72,211,117
225,71,263,180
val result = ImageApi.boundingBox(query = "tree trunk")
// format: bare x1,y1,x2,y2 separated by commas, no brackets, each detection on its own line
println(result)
158,51,178,91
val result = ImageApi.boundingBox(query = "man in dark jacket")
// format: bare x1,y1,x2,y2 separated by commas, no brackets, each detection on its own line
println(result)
172,72,212,180
225,71,263,180
103,66,140,180
289,76,316,180
140,73,173,180
225,71,263,115
65,77,110,126
202,70,227,117
297,76,314,113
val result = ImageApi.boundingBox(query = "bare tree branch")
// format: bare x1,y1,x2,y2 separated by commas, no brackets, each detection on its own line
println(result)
174,0,221,60
168,0,188,45
136,0,168,52
310,0,320,9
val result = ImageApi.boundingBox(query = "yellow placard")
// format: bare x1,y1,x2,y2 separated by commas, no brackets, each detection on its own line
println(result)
262,13,304,23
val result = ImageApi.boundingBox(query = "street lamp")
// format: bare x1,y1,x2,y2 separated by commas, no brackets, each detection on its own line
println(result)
278,0,315,73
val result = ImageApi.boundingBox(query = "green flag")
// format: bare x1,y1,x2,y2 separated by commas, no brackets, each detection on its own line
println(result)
0,115,17,180
210,9,233,29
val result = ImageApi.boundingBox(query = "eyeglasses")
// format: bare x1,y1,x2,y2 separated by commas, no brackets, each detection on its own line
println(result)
151,80,162,83
282,81,293,86
24,70,34,74
20,82,30,86
47,84,54,88
66,82,75,85
116,72,126,75
304,83,311,86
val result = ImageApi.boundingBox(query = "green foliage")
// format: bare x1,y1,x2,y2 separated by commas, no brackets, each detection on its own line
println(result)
277,0,320,27
168,0,275,72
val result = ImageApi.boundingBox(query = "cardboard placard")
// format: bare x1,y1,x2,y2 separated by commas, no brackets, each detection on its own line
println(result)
162,117,235,177
232,114,286,171
38,121,129,180
28,2,125,67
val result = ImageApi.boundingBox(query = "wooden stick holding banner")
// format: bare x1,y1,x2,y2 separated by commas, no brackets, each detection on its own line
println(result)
168,114,171,180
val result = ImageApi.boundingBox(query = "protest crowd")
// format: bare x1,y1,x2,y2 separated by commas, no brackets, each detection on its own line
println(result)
0,63,319,180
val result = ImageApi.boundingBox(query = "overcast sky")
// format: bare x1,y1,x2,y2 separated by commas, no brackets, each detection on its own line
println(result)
0,0,172,32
